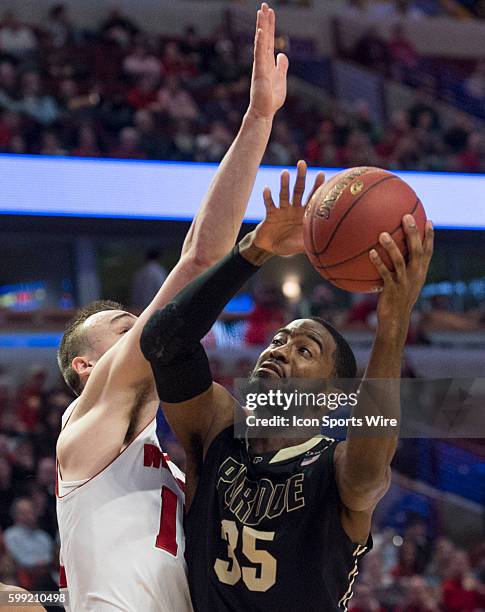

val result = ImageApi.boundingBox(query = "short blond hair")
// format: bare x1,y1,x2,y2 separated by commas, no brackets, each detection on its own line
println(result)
57,300,122,395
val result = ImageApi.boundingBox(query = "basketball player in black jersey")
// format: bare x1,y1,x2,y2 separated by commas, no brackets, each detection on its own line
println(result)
141,162,434,611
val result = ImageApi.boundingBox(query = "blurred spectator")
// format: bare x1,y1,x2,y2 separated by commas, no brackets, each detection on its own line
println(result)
205,84,234,122
31,458,56,538
422,295,477,331
3,498,53,570
346,295,379,328
39,130,66,156
245,286,287,345
72,123,102,158
465,60,485,100
16,367,47,433
10,439,35,489
353,27,389,74
156,76,199,120
134,109,172,159
0,110,21,150
0,457,14,530
442,550,485,611
392,540,419,577
444,114,472,155
131,249,167,310
172,119,197,160
455,132,484,172
127,75,159,111
18,71,59,126
210,39,242,84
123,40,163,81
179,25,204,65
161,41,197,79
265,120,298,165
305,119,338,166
0,12,37,58
0,60,18,111
389,24,419,81
349,583,385,611
344,0,373,19
110,126,146,159
399,574,440,611
403,517,432,573
338,130,379,167
408,87,441,132
195,120,233,162
426,537,456,585
0,2,482,175
100,7,138,47
45,3,74,48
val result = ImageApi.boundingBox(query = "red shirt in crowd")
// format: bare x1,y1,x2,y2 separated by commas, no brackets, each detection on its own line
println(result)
442,578,485,611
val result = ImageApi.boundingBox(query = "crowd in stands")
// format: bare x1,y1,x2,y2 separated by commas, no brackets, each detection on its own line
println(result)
209,284,485,349
0,364,484,609
343,0,485,19
0,5,485,172
343,12,485,123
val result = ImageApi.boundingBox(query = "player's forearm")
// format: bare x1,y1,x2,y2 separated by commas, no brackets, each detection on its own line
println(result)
181,111,273,265
343,323,407,487
141,234,271,363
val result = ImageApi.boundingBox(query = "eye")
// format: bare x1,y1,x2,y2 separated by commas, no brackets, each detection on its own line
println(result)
298,346,312,358
270,338,283,347
120,328,130,335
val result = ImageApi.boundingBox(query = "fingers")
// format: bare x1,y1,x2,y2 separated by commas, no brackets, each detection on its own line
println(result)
254,4,268,73
423,219,434,264
263,186,276,212
279,170,290,208
304,171,325,206
292,160,307,207
276,52,289,78
403,214,423,263
267,5,275,58
369,249,391,285
378,232,406,281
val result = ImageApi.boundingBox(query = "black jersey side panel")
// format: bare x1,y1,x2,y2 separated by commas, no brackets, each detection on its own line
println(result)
185,426,372,612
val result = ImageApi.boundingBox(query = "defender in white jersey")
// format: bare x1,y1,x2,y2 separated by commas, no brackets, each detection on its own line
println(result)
55,4,289,610
57,403,188,611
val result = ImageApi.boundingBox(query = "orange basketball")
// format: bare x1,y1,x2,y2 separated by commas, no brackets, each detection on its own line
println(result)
303,167,427,293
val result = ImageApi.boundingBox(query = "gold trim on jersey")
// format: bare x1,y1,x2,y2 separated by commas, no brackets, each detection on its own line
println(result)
268,435,334,464
338,543,368,611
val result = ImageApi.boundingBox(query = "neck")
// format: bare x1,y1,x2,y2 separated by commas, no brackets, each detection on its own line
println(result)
249,434,313,455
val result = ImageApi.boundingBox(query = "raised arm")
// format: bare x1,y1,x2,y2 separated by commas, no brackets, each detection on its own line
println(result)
334,214,433,540
88,3,287,392
140,164,324,464
65,4,287,415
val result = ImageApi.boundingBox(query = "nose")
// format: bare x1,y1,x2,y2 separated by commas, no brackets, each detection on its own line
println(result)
269,345,289,364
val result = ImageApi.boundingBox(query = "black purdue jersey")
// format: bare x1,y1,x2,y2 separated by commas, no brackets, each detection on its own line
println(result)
185,426,372,612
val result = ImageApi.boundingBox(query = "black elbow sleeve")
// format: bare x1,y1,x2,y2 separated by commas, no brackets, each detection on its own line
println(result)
140,304,213,403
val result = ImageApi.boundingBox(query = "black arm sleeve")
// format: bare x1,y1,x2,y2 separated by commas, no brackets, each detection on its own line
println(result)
140,244,261,403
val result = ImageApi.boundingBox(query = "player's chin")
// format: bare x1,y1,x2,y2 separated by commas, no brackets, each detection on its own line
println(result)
251,367,282,381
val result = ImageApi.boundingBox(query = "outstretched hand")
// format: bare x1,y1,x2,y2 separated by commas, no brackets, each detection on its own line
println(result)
248,3,288,120
370,215,434,334
252,160,325,257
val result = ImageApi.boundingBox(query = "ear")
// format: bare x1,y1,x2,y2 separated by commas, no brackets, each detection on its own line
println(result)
71,356,94,377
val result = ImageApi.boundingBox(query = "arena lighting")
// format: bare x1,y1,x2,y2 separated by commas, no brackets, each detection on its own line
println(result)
393,535,404,547
1,155,485,229
282,276,302,300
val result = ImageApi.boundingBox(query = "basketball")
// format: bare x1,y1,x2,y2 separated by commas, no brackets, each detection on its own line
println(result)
303,167,427,293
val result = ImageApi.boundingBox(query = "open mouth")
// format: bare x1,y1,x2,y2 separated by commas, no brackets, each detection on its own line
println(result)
257,361,284,378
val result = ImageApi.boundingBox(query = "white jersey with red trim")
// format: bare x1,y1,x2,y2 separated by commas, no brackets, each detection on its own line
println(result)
56,401,192,612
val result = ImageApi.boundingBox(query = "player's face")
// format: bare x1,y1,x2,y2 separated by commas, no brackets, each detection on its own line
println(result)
250,319,337,381
83,310,138,362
